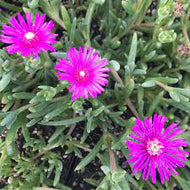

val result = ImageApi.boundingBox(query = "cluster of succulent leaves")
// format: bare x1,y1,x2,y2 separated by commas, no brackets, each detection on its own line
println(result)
0,0,190,189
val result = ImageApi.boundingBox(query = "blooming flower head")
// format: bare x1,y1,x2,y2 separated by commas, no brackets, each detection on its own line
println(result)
177,44,189,56
55,46,110,100
173,1,184,17
0,12,57,58
126,114,189,184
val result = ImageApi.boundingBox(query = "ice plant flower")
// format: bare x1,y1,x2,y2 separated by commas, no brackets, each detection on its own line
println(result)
0,12,57,58
55,46,110,100
126,114,189,184
173,1,184,17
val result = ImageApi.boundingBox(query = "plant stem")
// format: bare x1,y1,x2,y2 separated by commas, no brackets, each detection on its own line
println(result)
68,141,91,152
34,138,90,161
106,135,116,172
110,68,140,118
155,81,170,91
145,181,157,190
110,68,123,85
125,99,140,118
34,144,60,160
138,23,154,28
170,179,175,190
11,100,21,111
67,113,76,135
37,186,60,190
182,5,190,49
18,102,38,113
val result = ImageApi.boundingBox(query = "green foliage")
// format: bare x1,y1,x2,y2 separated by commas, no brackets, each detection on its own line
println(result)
0,0,190,190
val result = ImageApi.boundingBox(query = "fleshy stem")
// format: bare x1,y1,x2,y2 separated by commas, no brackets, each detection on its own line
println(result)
67,112,76,135
106,134,116,172
182,4,190,49
110,68,140,118
170,179,175,190
34,141,91,161
38,187,60,190
68,141,91,152
34,144,59,161
155,81,171,91
145,181,157,190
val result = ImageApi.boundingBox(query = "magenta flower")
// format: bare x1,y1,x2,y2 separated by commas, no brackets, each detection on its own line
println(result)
0,12,57,58
126,114,189,184
55,46,110,100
